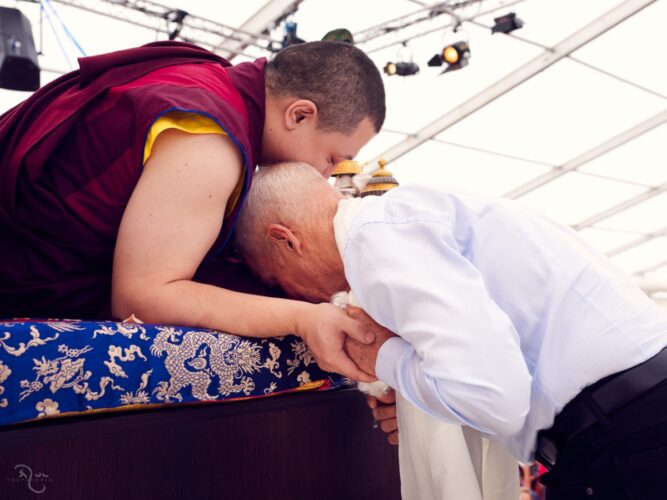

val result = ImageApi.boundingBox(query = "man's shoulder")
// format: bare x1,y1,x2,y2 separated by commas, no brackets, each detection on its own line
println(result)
354,183,493,227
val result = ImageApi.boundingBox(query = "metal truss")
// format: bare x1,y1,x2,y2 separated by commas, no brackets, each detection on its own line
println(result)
633,277,667,296
572,180,667,231
372,0,658,167
38,0,284,58
635,258,667,277
355,0,524,54
505,109,667,199
215,0,304,60
606,226,667,258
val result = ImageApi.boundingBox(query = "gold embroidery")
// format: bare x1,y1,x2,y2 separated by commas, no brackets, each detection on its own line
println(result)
35,398,60,417
93,323,149,341
104,345,148,378
119,369,153,405
286,339,315,375
44,322,85,333
72,376,124,401
297,371,312,386
0,360,10,408
263,342,282,378
150,327,264,401
152,381,180,402
18,344,114,402
0,325,60,357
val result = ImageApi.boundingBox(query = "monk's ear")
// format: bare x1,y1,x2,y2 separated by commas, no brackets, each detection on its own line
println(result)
283,99,318,131
267,224,303,256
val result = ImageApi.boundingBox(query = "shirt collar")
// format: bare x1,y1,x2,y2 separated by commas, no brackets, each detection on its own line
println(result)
332,195,379,260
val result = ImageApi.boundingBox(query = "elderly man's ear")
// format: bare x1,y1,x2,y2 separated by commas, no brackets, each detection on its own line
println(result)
267,224,304,256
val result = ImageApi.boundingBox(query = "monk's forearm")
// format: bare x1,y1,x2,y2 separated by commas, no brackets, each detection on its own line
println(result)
112,279,309,338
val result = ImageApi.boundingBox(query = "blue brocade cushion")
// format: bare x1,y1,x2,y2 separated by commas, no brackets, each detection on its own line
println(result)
0,319,348,426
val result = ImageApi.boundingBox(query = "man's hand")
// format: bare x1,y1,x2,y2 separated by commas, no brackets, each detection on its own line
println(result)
296,303,377,383
368,389,399,445
344,305,397,377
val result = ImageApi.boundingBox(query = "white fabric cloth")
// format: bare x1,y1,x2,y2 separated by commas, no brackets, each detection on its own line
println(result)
333,197,519,500
337,184,667,460
397,392,518,500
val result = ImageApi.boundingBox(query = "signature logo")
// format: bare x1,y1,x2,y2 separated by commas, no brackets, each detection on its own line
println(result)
8,464,51,494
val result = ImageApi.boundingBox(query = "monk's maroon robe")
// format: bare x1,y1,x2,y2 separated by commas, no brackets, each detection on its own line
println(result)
0,41,278,319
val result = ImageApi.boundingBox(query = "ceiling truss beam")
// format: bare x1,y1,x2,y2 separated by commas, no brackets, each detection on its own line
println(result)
504,109,667,199
216,0,304,60
572,181,667,231
372,0,657,168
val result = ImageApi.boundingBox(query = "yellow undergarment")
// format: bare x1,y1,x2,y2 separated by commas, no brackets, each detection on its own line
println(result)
143,111,245,216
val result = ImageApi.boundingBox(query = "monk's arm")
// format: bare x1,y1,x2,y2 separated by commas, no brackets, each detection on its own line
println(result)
111,130,374,381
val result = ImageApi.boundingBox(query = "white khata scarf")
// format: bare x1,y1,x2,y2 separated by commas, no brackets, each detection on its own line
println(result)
331,195,389,397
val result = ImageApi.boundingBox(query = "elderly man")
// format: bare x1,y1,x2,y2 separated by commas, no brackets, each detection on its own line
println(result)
236,162,667,500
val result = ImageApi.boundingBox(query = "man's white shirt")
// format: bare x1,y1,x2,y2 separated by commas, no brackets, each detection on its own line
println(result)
334,184,667,461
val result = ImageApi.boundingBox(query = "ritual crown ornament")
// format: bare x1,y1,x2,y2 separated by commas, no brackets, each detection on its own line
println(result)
361,159,400,197
331,159,363,198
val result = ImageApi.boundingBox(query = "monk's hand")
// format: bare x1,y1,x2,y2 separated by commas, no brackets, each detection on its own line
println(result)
368,390,399,446
296,303,377,383
344,305,398,377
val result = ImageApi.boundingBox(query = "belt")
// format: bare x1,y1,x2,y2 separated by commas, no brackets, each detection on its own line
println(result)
535,346,667,470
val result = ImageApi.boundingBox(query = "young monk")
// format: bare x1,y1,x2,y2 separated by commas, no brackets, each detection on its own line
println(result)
0,40,385,381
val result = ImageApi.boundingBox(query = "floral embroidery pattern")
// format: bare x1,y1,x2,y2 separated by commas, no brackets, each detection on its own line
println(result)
35,398,60,417
0,320,346,426
263,342,283,378
0,360,11,408
0,326,60,357
286,339,315,375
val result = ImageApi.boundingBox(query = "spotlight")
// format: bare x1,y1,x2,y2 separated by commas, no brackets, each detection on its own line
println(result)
442,41,469,65
383,61,419,77
491,12,523,34
427,54,443,67
428,41,470,72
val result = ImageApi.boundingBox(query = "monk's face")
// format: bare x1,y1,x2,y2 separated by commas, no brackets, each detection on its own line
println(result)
261,97,376,177
288,117,376,178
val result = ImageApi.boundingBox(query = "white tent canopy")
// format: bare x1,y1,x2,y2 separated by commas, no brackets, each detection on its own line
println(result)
1,0,665,304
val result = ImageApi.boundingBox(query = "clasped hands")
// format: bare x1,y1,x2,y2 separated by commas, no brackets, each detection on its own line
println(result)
344,305,399,446
343,305,396,378
297,302,399,445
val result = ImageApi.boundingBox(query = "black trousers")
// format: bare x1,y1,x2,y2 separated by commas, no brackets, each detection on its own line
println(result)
539,380,667,499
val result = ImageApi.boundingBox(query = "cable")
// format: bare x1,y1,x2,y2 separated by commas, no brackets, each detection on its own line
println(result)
43,0,87,56
39,0,74,70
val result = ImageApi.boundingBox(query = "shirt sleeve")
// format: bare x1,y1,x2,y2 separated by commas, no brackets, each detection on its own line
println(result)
344,218,532,437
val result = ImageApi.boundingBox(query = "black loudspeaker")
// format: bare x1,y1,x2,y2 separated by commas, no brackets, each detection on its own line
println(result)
0,7,40,91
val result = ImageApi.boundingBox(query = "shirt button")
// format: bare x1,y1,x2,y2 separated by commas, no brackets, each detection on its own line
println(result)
585,487,594,495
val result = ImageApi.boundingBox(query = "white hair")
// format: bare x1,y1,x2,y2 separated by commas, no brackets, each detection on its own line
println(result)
235,162,334,284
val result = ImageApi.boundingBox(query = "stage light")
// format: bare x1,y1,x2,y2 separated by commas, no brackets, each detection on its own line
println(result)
427,54,443,67
443,45,459,64
443,41,469,65
428,41,470,72
491,12,523,34
383,61,419,77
